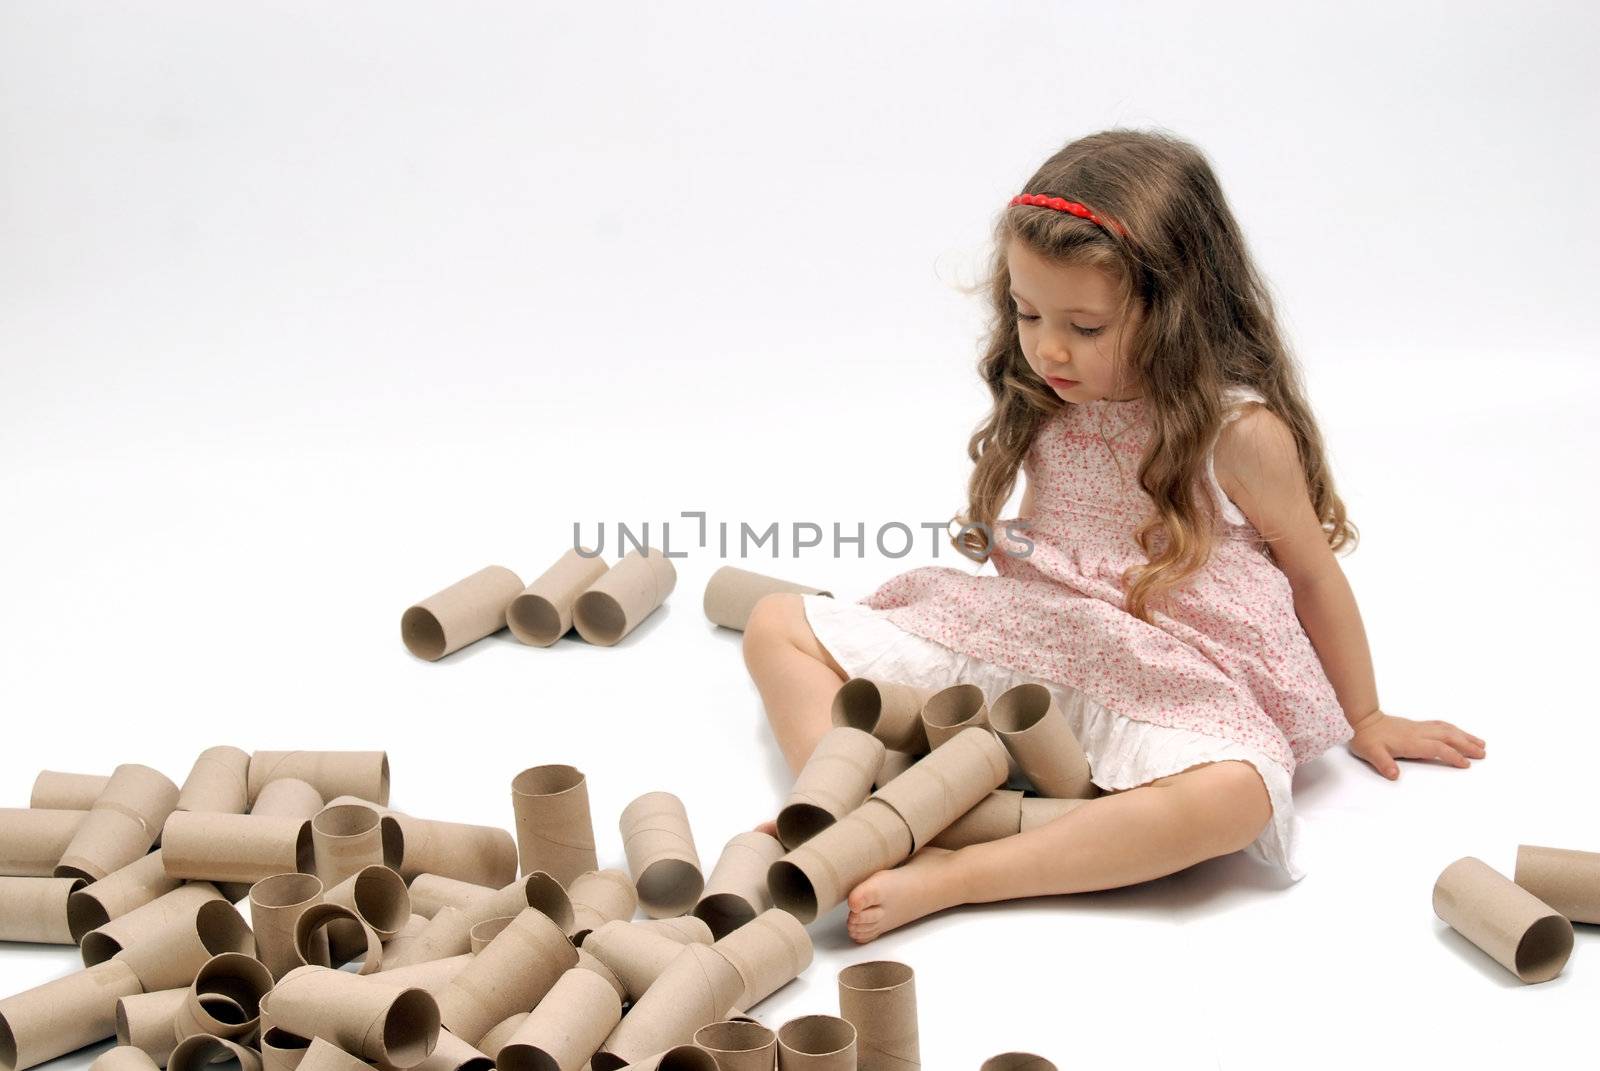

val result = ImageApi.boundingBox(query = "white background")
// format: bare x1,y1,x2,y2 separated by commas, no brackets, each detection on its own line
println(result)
3,2,1598,1068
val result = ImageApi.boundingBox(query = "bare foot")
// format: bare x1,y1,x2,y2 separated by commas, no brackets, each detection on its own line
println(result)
753,818,778,837
845,846,962,943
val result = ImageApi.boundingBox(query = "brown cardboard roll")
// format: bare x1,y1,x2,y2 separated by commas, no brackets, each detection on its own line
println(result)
373,955,474,998
711,908,813,1010
392,913,428,942
1514,844,1600,924
831,679,932,755
579,921,696,1003
269,964,441,1068
28,772,109,811
0,876,85,943
176,747,252,815
778,728,886,852
172,952,273,1045
767,799,911,925
692,1020,777,1071
978,1055,1056,1071
409,873,573,931
636,915,713,945
468,916,515,955
310,806,386,888
693,831,783,939
385,812,516,887
168,1035,264,1071
871,752,918,791
260,1027,313,1071
111,897,254,993
574,949,626,1003
402,565,525,661
116,988,246,1065
0,959,143,1071
871,727,1010,851
615,1048,718,1071
476,1014,529,1058
313,797,401,863
294,902,381,974
296,1037,377,1071
927,790,1023,850
250,872,328,980
56,765,180,883
407,874,497,919
1432,856,1573,984
80,883,226,966
1,808,89,878
415,1028,492,1071
507,548,610,647
702,566,833,632
252,780,326,821
572,547,677,646
919,684,990,748
988,684,1093,799
162,813,314,884
67,850,180,942
324,865,411,955
90,1046,161,1071
619,792,703,919
1018,797,1092,832
591,944,742,1070
566,869,637,941
382,906,474,970
495,967,621,1071
436,907,578,1047
510,765,598,888
776,1015,857,1070
838,960,917,1071
247,752,391,808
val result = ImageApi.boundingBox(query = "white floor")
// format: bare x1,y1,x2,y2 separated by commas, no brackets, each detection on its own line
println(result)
3,3,1598,1068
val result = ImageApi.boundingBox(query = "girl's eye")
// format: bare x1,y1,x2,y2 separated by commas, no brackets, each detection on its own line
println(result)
1015,312,1104,338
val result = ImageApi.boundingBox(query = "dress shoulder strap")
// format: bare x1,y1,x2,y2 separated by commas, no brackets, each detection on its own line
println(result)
1207,385,1269,527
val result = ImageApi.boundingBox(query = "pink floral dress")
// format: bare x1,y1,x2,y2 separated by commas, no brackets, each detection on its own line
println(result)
802,385,1353,878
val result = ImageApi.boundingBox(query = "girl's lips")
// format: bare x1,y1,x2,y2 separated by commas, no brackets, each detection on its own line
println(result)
1047,376,1079,388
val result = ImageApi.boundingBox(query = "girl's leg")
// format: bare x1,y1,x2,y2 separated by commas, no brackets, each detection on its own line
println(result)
846,758,1273,943
742,592,850,777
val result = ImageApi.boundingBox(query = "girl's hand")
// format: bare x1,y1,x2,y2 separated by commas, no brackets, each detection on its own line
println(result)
1347,708,1486,780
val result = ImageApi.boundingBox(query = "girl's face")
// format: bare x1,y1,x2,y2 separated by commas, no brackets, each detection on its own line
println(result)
1006,237,1142,402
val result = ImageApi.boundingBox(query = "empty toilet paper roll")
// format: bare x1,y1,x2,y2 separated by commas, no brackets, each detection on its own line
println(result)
510,765,598,888
109,898,255,993
168,1035,263,1071
618,1048,718,1071
571,547,677,647
838,960,918,1071
989,684,1092,799
29,771,109,811
310,806,386,887
507,548,610,647
831,679,932,755
252,780,326,820
692,1021,777,1071
395,913,431,942
402,564,525,661
436,906,578,1047
417,1028,492,1071
250,872,329,980
1,808,89,877
468,916,515,955
56,765,180,882
693,832,784,939
383,905,474,969
294,902,380,974
90,1046,160,1071
374,955,474,998
495,967,622,1071
116,988,230,1065
872,752,919,791
1514,844,1600,924
702,566,833,632
574,949,626,1003
767,798,912,925
250,752,390,809
162,813,313,884
979,1055,1056,1071
407,874,498,919
927,790,1023,850
80,882,226,966
580,921,698,1002
66,850,180,943
872,727,1010,851
0,958,143,1071
409,873,573,931
1432,856,1573,984
172,952,273,1045
636,915,712,945
324,865,410,946
591,944,742,1070
379,811,517,887
476,1015,529,1058
260,1027,313,1071
1019,797,1090,831
711,908,813,1010
566,869,637,940
0,875,85,943
176,747,252,815
297,1037,378,1071
269,964,442,1068
778,728,887,852
776,1015,857,1071
619,792,703,919
919,684,990,748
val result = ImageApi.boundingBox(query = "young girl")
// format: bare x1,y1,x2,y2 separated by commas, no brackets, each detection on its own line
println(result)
741,128,1485,944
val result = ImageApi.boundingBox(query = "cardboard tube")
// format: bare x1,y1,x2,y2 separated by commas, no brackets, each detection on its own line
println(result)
927,790,1023,850
173,952,273,1044
0,958,143,1071
436,907,578,1047
616,1048,718,1071
250,872,328,980
252,780,327,820
311,805,386,887
112,898,255,993
81,882,226,966
294,902,380,974
468,916,515,955
297,1037,378,1071
619,792,703,919
67,850,180,942
872,727,1010,851
1018,797,1090,832
572,547,676,646
979,1056,1056,1071
510,765,598,887
778,728,886,851
477,1015,528,1057
1432,856,1573,984
507,548,610,646
383,907,474,969
248,752,391,808
871,752,918,791
838,961,917,1071
409,873,572,930
591,944,742,1071
386,813,517,888
767,799,912,925
1,809,89,877
776,1015,856,1070
261,1027,313,1071
574,949,626,1003
566,869,637,941
375,956,474,999
56,765,180,882
831,679,932,755
0,876,85,943
416,1029,492,1071
402,565,525,661
711,908,813,1010
408,874,496,918
692,1021,777,1071
393,913,428,941
702,566,832,632
496,967,621,1071
1514,844,1600,924
579,921,692,1002
91,1046,160,1071
117,989,245,1065
633,917,709,945
169,1035,264,1071
989,684,1093,799
325,864,410,945
270,964,441,1068
29,771,109,811
176,747,252,815
161,813,314,884
920,683,990,748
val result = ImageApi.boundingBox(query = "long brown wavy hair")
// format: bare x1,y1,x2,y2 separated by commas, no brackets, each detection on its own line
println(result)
953,128,1357,624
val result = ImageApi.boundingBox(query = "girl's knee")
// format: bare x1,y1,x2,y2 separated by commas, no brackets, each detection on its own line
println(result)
742,592,805,657
1166,760,1271,857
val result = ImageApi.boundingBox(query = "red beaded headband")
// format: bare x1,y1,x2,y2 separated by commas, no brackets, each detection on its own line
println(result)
1009,193,1129,239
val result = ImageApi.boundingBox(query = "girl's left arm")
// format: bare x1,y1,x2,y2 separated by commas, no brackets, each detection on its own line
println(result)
1215,406,1486,779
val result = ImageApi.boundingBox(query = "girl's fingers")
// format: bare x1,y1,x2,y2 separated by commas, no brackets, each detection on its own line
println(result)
1408,740,1468,768
1443,728,1486,758
1359,740,1399,780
